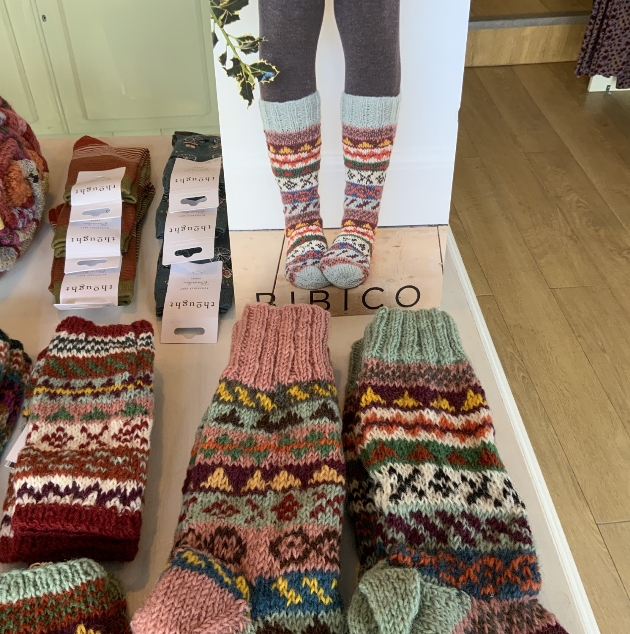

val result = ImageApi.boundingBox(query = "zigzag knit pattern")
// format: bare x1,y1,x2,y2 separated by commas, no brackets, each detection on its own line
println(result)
0,329,31,454
320,94,400,290
343,307,568,634
261,93,328,290
0,317,155,564
0,558,130,634
132,304,346,634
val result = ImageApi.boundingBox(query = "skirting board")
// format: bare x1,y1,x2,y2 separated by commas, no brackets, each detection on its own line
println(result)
443,232,600,634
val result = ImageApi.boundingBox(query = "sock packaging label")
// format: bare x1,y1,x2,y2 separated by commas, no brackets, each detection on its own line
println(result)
162,208,217,265
167,157,221,213
161,260,222,344
69,167,125,222
55,265,121,310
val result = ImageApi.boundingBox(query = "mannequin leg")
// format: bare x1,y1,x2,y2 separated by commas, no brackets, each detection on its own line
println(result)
258,0,329,289
320,0,401,289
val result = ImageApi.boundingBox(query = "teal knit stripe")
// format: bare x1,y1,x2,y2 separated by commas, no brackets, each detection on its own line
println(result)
0,558,105,602
361,308,469,366
260,92,321,133
341,93,401,129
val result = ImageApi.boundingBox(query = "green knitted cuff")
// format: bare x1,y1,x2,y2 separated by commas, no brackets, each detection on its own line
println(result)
341,93,401,129
259,92,321,133
346,339,364,397
361,308,468,366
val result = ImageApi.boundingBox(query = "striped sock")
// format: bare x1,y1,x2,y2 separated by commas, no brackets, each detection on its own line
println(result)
321,94,400,289
344,307,568,634
260,93,328,290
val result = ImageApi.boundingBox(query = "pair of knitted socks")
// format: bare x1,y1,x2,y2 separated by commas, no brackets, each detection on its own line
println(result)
0,317,155,564
261,93,400,290
0,330,31,454
48,137,155,306
0,559,130,634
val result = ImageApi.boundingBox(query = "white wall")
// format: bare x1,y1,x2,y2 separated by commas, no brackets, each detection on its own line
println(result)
214,0,470,231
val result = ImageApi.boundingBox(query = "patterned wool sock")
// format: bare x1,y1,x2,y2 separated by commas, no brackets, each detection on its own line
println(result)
260,93,329,290
0,317,155,563
0,336,31,454
132,304,346,634
320,94,400,289
344,307,568,634
0,559,130,634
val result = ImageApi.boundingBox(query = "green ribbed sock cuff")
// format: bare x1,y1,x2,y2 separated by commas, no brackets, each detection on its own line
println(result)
341,93,401,129
260,92,321,133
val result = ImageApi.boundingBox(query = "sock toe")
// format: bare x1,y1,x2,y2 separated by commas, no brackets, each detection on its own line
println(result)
291,264,330,290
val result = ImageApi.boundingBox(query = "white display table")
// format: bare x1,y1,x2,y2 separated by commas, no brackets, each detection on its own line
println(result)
0,136,598,633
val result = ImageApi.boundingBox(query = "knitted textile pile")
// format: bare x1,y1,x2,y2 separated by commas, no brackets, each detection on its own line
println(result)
0,317,155,564
0,96,49,272
0,558,131,634
154,135,233,316
343,307,568,634
0,329,31,454
132,304,346,634
154,131,234,317
48,136,155,305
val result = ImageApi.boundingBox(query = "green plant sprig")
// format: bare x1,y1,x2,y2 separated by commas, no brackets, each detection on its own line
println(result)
210,0,278,105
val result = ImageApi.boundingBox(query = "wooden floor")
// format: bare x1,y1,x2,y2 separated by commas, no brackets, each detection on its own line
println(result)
470,0,591,17
452,62,630,634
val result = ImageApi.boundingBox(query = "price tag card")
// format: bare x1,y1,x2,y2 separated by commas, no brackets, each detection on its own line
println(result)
65,217,122,273
55,266,120,310
163,209,216,265
161,260,222,344
168,158,221,213
69,167,125,222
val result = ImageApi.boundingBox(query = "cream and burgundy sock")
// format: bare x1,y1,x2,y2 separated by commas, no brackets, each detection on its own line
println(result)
132,304,346,634
320,94,400,289
260,93,329,290
344,307,568,634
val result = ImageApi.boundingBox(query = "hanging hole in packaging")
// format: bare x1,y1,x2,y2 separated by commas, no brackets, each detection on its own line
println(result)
174,327,206,339
81,207,111,217
180,196,207,207
77,258,109,267
174,246,203,258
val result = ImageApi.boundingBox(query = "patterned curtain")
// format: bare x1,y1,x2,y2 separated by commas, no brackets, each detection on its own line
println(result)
576,0,630,88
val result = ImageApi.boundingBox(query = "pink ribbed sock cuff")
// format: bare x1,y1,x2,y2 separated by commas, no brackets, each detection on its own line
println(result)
223,304,333,391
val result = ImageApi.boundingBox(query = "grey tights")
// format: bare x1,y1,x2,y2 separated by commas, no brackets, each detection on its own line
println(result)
258,0,401,102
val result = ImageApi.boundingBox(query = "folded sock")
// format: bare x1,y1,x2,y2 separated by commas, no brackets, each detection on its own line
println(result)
0,317,155,564
0,335,31,454
132,304,346,634
49,183,154,306
344,307,568,634
155,204,234,317
0,558,131,634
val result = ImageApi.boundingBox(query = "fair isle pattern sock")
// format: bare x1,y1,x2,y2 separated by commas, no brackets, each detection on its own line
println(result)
321,94,400,289
0,336,31,455
0,558,131,634
344,308,568,634
132,304,346,634
0,317,155,564
260,93,328,290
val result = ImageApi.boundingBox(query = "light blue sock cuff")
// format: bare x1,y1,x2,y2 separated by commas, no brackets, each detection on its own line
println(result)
259,92,321,133
341,93,402,129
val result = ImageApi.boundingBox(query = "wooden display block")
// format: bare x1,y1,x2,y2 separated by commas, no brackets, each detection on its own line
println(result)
232,226,447,317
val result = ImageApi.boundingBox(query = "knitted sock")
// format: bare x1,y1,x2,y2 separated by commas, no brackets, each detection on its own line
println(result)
344,307,568,634
260,93,328,290
320,94,400,289
132,304,346,634
0,336,31,454
0,317,155,563
0,559,130,634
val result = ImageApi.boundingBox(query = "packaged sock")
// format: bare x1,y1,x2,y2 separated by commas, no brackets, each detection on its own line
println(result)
154,204,234,317
132,304,346,634
0,559,130,634
344,307,568,634
0,335,31,454
0,317,155,564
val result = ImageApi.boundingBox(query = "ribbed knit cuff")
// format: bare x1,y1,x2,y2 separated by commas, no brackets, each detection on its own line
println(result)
341,93,401,129
0,558,106,602
346,340,364,396
223,304,334,391
362,308,468,365
260,92,321,133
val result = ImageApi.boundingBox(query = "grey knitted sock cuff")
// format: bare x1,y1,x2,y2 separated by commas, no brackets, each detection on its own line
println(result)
260,92,321,133
341,93,402,129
